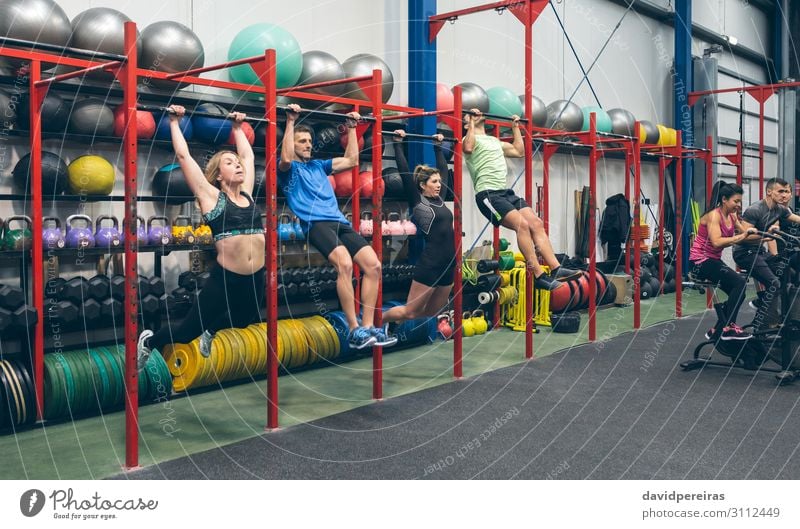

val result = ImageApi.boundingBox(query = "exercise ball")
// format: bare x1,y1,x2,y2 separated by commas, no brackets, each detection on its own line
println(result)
545,100,583,132
382,166,404,198
296,50,344,96
68,98,114,137
359,170,376,198
153,112,193,141
487,86,523,118
140,21,205,91
639,120,660,145
70,7,141,59
0,0,71,70
436,82,454,114
607,108,636,137
341,53,394,102
657,124,677,147
339,129,365,151
152,163,193,203
192,103,231,144
67,155,115,195
17,91,69,132
227,121,255,145
253,123,284,149
313,124,342,155
518,94,548,127
581,106,613,133
454,82,489,113
112,105,156,138
12,151,68,196
228,23,302,88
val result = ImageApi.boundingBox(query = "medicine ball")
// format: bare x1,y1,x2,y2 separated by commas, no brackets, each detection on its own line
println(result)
17,91,69,132
192,102,231,144
12,151,68,196
69,98,115,137
313,124,341,155
112,105,156,138
153,112,193,141
67,155,115,195
382,166,404,198
151,163,193,203
253,122,283,149
226,121,255,145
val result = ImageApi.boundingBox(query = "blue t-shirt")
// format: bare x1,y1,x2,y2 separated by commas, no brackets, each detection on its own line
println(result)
277,159,348,229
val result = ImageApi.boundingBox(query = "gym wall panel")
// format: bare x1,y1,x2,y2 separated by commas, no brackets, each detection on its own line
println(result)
692,0,770,54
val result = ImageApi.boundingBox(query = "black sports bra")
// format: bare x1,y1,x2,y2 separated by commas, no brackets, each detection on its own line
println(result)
202,191,262,242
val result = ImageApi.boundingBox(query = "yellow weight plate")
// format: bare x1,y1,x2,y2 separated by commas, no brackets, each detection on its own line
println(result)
226,330,247,380
193,339,215,388
215,332,233,382
316,317,340,358
163,343,199,392
285,320,307,368
306,318,330,362
242,327,261,374
277,322,293,368
247,324,268,370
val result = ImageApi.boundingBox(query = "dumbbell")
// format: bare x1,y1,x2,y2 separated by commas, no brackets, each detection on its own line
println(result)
145,276,165,297
296,282,310,297
11,305,37,334
194,271,210,290
284,283,298,297
60,277,88,305
290,269,305,284
322,279,337,295
140,294,161,320
45,277,66,300
80,298,102,326
45,300,79,328
178,271,198,291
101,297,122,324
0,284,25,310
87,275,110,301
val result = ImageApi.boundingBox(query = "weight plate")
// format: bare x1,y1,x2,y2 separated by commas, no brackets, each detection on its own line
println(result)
52,354,76,416
276,322,292,369
89,349,112,410
149,350,173,401
163,343,199,392
0,360,23,425
93,347,119,409
43,355,64,420
0,365,13,428
10,360,35,425
226,330,247,380
6,360,30,425
245,326,267,373
66,352,89,415
214,331,233,382
237,328,257,374
98,347,124,407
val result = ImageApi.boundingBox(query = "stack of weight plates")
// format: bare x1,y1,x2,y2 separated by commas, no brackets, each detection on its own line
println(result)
0,359,36,429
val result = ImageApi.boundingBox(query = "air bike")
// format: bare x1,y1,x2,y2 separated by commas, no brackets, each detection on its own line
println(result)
681,229,800,385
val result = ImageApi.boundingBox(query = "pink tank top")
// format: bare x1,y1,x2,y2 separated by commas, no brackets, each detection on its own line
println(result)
689,208,735,263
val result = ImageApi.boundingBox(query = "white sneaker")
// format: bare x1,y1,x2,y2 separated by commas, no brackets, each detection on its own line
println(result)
199,330,214,358
137,330,154,371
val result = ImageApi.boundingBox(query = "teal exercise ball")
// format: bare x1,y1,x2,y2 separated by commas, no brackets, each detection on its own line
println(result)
581,106,613,133
487,86,523,118
227,23,302,89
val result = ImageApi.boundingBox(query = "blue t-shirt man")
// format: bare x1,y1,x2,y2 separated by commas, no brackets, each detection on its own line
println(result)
277,158,347,231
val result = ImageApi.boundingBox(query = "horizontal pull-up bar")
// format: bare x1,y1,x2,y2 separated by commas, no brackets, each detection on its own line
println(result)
138,104,270,124
164,56,268,79
35,60,122,87
378,131,457,142
276,75,374,95
0,36,126,62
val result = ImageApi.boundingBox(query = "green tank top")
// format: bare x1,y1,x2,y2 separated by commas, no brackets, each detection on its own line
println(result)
465,134,508,193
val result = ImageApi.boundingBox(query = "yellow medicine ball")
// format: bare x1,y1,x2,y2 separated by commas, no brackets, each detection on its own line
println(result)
67,155,115,195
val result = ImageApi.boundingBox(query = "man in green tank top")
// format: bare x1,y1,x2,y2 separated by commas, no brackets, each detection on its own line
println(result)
464,109,578,290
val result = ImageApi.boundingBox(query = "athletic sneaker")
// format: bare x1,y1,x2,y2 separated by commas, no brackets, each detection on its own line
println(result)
748,298,762,310
704,327,717,340
720,324,752,341
534,273,562,291
552,266,582,281
348,327,377,350
370,326,398,347
137,330,153,371
199,330,214,358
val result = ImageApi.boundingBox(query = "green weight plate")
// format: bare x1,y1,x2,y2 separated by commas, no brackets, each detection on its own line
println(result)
66,351,90,416
88,350,112,410
147,351,172,401
43,355,63,420
52,354,76,416
91,348,116,409
97,347,123,408
80,350,103,413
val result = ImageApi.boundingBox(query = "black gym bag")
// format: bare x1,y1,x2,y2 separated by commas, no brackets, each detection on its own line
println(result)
551,311,581,333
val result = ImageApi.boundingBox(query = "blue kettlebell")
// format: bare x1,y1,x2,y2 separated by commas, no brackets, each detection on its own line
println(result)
147,215,172,246
95,215,121,247
65,214,95,248
42,217,65,250
292,215,304,240
278,214,295,241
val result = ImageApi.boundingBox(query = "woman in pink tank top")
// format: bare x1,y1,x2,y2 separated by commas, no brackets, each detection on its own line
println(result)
689,182,757,341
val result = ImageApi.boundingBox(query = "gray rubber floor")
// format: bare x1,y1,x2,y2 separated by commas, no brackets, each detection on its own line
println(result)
115,310,800,480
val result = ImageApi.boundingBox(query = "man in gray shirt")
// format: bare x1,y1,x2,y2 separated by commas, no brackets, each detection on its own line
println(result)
734,178,800,330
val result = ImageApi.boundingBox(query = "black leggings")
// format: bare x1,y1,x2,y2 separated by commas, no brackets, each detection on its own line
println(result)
149,265,265,351
691,259,747,329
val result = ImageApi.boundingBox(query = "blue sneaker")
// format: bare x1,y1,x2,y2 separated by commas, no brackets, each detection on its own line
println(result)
370,325,398,347
348,327,377,350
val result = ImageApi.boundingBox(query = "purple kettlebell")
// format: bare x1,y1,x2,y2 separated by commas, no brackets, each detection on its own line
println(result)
147,215,172,246
42,217,65,250
65,214,95,248
122,216,149,246
95,215,121,247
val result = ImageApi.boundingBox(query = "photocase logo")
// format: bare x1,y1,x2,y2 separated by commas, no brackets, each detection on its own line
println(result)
20,489,45,517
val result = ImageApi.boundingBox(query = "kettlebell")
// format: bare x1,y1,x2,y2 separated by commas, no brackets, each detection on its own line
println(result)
471,309,488,334
360,211,373,237
462,311,476,337
194,222,213,244
278,213,295,241
437,313,453,340
292,216,305,240
65,214,95,248
3,215,32,251
171,215,196,245
388,212,404,236
94,215,121,247
401,217,417,235
147,215,172,246
42,217,65,250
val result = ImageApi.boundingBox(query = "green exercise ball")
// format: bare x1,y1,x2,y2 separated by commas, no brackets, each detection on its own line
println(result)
486,86,523,118
581,106,613,133
227,23,302,89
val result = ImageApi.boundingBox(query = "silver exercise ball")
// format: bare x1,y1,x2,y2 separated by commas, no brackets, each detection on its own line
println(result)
0,0,71,70
607,108,636,137
341,53,394,102
140,21,205,91
70,7,141,57
454,82,489,113
545,100,583,132
518,94,548,127
297,50,345,97
69,98,114,136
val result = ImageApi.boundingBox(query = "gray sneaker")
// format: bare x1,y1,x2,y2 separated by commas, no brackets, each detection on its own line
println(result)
371,326,398,347
137,330,153,371
199,330,214,358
